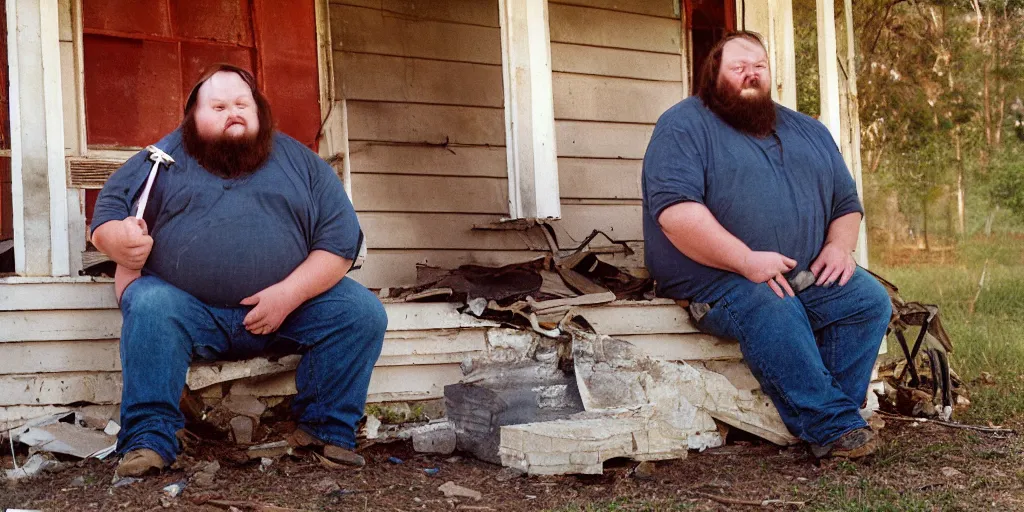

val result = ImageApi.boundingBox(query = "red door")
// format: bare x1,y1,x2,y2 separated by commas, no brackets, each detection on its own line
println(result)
81,0,322,225
687,0,736,94
0,3,12,242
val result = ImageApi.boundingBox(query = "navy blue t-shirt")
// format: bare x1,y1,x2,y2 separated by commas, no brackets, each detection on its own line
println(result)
641,97,863,302
91,129,363,306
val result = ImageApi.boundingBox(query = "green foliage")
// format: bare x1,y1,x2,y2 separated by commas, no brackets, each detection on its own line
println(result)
987,146,1024,217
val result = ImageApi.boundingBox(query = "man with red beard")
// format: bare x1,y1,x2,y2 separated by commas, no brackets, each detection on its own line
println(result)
90,64,387,476
642,32,890,458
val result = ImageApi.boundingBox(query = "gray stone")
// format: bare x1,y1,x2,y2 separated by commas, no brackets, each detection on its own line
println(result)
411,421,457,455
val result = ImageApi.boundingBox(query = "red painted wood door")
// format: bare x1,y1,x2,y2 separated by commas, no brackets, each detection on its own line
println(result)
686,0,735,94
82,0,322,225
0,3,12,242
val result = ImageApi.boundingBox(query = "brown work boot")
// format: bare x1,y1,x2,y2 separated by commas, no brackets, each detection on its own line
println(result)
289,429,365,467
810,427,877,459
115,449,166,477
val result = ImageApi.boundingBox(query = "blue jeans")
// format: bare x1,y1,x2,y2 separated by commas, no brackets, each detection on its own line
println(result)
117,275,387,464
693,267,890,445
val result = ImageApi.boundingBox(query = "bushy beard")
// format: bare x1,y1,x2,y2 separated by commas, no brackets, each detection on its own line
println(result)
702,78,777,138
182,115,273,179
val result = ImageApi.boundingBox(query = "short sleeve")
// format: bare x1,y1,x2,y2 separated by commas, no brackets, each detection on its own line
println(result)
642,117,708,222
820,128,864,221
308,153,363,261
90,150,153,234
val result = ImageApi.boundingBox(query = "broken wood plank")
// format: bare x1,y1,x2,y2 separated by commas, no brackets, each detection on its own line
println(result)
529,292,617,313
0,372,122,406
575,301,699,336
229,364,465,403
0,404,118,432
555,267,612,296
616,334,742,362
187,356,303,391
385,302,499,331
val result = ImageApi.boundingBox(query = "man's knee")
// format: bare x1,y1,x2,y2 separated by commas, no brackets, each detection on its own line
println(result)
121,277,193,320
855,271,893,325
324,279,388,339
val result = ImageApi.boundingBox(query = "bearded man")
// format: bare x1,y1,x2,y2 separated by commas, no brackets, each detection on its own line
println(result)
642,32,891,458
91,64,387,476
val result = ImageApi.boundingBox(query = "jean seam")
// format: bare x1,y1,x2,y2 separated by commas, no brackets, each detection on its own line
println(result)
720,297,807,438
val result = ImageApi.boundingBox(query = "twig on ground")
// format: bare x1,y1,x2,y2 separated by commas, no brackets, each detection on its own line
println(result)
877,411,1016,434
204,499,310,512
7,432,17,470
691,491,806,507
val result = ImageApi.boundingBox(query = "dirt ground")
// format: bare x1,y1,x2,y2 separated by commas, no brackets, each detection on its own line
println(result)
2,418,1022,512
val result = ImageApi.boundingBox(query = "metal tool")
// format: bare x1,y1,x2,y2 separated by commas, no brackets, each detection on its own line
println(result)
114,145,175,302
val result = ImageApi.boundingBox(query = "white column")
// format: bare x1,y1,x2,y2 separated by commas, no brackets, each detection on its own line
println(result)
843,0,869,268
7,0,70,276
499,0,560,220
816,0,841,144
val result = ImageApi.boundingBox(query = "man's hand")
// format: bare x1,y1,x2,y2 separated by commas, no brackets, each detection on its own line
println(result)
810,242,856,287
741,251,797,298
240,282,302,336
99,218,153,270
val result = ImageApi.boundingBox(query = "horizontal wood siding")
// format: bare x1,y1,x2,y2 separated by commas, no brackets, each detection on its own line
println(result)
333,0,522,289
549,0,684,260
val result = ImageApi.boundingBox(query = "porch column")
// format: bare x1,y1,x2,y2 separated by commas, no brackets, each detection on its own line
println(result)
6,0,69,275
499,0,560,220
815,0,841,144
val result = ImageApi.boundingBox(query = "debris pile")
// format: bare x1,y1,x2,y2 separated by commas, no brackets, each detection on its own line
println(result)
868,270,965,421
4,410,119,480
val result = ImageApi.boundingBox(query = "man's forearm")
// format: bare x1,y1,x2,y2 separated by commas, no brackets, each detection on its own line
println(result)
658,202,752,274
281,249,353,305
825,212,863,253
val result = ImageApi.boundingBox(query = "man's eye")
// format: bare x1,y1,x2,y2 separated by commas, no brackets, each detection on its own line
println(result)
214,106,225,111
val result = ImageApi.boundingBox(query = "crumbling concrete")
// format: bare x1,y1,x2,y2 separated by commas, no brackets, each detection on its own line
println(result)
499,412,688,475
571,329,797,447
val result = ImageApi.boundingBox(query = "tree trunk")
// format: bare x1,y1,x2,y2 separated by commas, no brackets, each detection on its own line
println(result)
954,129,966,235
922,196,931,251
984,206,998,237
983,60,992,146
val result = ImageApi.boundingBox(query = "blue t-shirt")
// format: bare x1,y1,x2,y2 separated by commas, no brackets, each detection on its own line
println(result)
641,97,863,302
91,129,363,306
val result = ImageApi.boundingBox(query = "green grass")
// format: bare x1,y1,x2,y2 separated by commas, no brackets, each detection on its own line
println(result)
873,234,1024,424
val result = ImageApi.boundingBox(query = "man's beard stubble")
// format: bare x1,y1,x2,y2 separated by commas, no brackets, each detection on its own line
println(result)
702,78,777,138
182,115,273,179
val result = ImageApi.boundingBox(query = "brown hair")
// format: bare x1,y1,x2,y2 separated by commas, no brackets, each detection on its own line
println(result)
695,31,767,104
182,63,273,132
